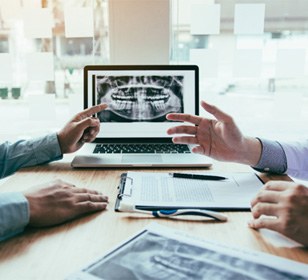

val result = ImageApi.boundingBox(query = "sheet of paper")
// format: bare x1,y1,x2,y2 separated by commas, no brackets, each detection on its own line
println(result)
26,52,54,81
191,4,220,35
234,4,265,35
173,0,215,26
121,172,263,209
233,50,262,78
69,223,308,279
64,7,94,38
190,49,218,78
22,7,53,38
0,53,13,81
275,49,306,78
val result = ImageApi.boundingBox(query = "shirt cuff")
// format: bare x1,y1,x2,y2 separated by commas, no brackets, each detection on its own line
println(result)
252,138,287,174
32,133,63,165
0,192,29,242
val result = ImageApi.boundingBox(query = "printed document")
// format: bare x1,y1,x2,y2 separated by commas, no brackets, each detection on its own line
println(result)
119,171,264,210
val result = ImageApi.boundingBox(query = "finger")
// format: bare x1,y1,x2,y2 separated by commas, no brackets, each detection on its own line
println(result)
57,182,77,190
251,202,278,219
250,190,281,208
82,134,97,143
76,117,100,132
76,193,109,203
166,113,203,125
72,188,104,195
262,181,289,192
83,126,100,136
172,136,198,145
191,145,205,154
201,101,233,123
78,201,108,213
77,104,108,120
248,217,281,232
82,127,100,142
167,125,197,135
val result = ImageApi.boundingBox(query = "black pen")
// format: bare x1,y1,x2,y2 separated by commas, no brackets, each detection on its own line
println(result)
170,173,227,181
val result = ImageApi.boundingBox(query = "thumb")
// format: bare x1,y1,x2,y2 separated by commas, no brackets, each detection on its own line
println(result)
76,117,100,132
201,101,232,123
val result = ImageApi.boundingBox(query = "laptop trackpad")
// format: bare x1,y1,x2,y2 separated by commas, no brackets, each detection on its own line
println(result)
121,155,163,163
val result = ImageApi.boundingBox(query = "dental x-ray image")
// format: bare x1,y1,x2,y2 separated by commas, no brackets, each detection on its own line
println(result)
85,231,306,280
96,75,184,122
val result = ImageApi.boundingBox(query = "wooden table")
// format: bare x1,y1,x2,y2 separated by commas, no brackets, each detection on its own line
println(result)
0,159,307,279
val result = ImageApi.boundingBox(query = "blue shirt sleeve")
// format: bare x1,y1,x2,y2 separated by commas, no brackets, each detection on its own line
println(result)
0,192,29,242
279,140,308,179
252,138,287,174
0,133,63,179
0,133,63,241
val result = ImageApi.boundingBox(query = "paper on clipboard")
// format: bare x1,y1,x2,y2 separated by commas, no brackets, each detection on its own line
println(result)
115,171,264,211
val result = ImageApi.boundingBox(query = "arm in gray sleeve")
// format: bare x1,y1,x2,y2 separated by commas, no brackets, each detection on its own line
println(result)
0,192,29,241
252,138,287,174
0,133,63,179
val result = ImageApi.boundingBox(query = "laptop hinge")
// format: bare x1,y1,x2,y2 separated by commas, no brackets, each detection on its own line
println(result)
94,138,174,144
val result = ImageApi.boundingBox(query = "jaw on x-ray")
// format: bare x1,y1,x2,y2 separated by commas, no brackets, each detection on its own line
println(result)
96,75,184,122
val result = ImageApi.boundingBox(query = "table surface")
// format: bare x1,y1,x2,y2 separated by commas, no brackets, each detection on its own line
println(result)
0,159,307,279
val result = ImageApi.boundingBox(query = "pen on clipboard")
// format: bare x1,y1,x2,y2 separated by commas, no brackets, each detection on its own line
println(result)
170,173,227,181
119,204,228,222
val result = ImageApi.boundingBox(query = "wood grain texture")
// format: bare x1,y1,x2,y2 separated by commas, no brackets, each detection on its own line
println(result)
0,159,307,279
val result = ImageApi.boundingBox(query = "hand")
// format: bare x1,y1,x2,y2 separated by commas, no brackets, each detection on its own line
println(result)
166,100,261,166
57,103,108,154
249,181,308,246
23,180,109,227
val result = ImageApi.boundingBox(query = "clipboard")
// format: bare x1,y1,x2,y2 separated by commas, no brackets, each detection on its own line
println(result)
115,171,264,211
115,173,132,211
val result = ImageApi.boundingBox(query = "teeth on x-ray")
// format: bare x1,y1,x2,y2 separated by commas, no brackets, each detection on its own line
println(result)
96,75,184,122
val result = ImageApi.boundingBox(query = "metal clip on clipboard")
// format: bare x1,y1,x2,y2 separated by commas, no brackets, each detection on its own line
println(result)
115,173,133,210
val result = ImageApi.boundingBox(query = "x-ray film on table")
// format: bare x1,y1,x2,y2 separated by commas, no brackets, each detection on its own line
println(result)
66,224,308,280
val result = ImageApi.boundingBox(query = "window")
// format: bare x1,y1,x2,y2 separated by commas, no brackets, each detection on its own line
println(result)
0,0,307,141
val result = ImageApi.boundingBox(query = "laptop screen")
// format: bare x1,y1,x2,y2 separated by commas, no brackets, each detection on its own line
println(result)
84,65,199,139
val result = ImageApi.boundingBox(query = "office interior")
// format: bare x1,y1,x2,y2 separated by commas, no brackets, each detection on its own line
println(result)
1,1,308,279
0,0,308,144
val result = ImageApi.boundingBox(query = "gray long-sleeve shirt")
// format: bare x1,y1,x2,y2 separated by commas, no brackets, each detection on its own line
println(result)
254,138,308,179
0,133,62,241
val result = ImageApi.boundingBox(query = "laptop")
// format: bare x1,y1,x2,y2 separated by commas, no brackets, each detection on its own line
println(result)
71,65,212,168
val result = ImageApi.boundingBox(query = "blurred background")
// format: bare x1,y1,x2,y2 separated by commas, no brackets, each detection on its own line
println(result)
0,0,308,142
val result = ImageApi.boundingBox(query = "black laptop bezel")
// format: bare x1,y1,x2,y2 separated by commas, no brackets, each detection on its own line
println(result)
84,65,199,143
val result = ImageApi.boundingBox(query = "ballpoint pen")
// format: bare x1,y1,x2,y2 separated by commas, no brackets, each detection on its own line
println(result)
118,203,228,222
170,173,227,181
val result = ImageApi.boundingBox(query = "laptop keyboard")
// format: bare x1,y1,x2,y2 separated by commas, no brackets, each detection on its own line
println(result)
93,144,191,154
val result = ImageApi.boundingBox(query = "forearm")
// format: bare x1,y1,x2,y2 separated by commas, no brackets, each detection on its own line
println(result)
0,193,29,242
237,136,262,166
0,133,63,179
